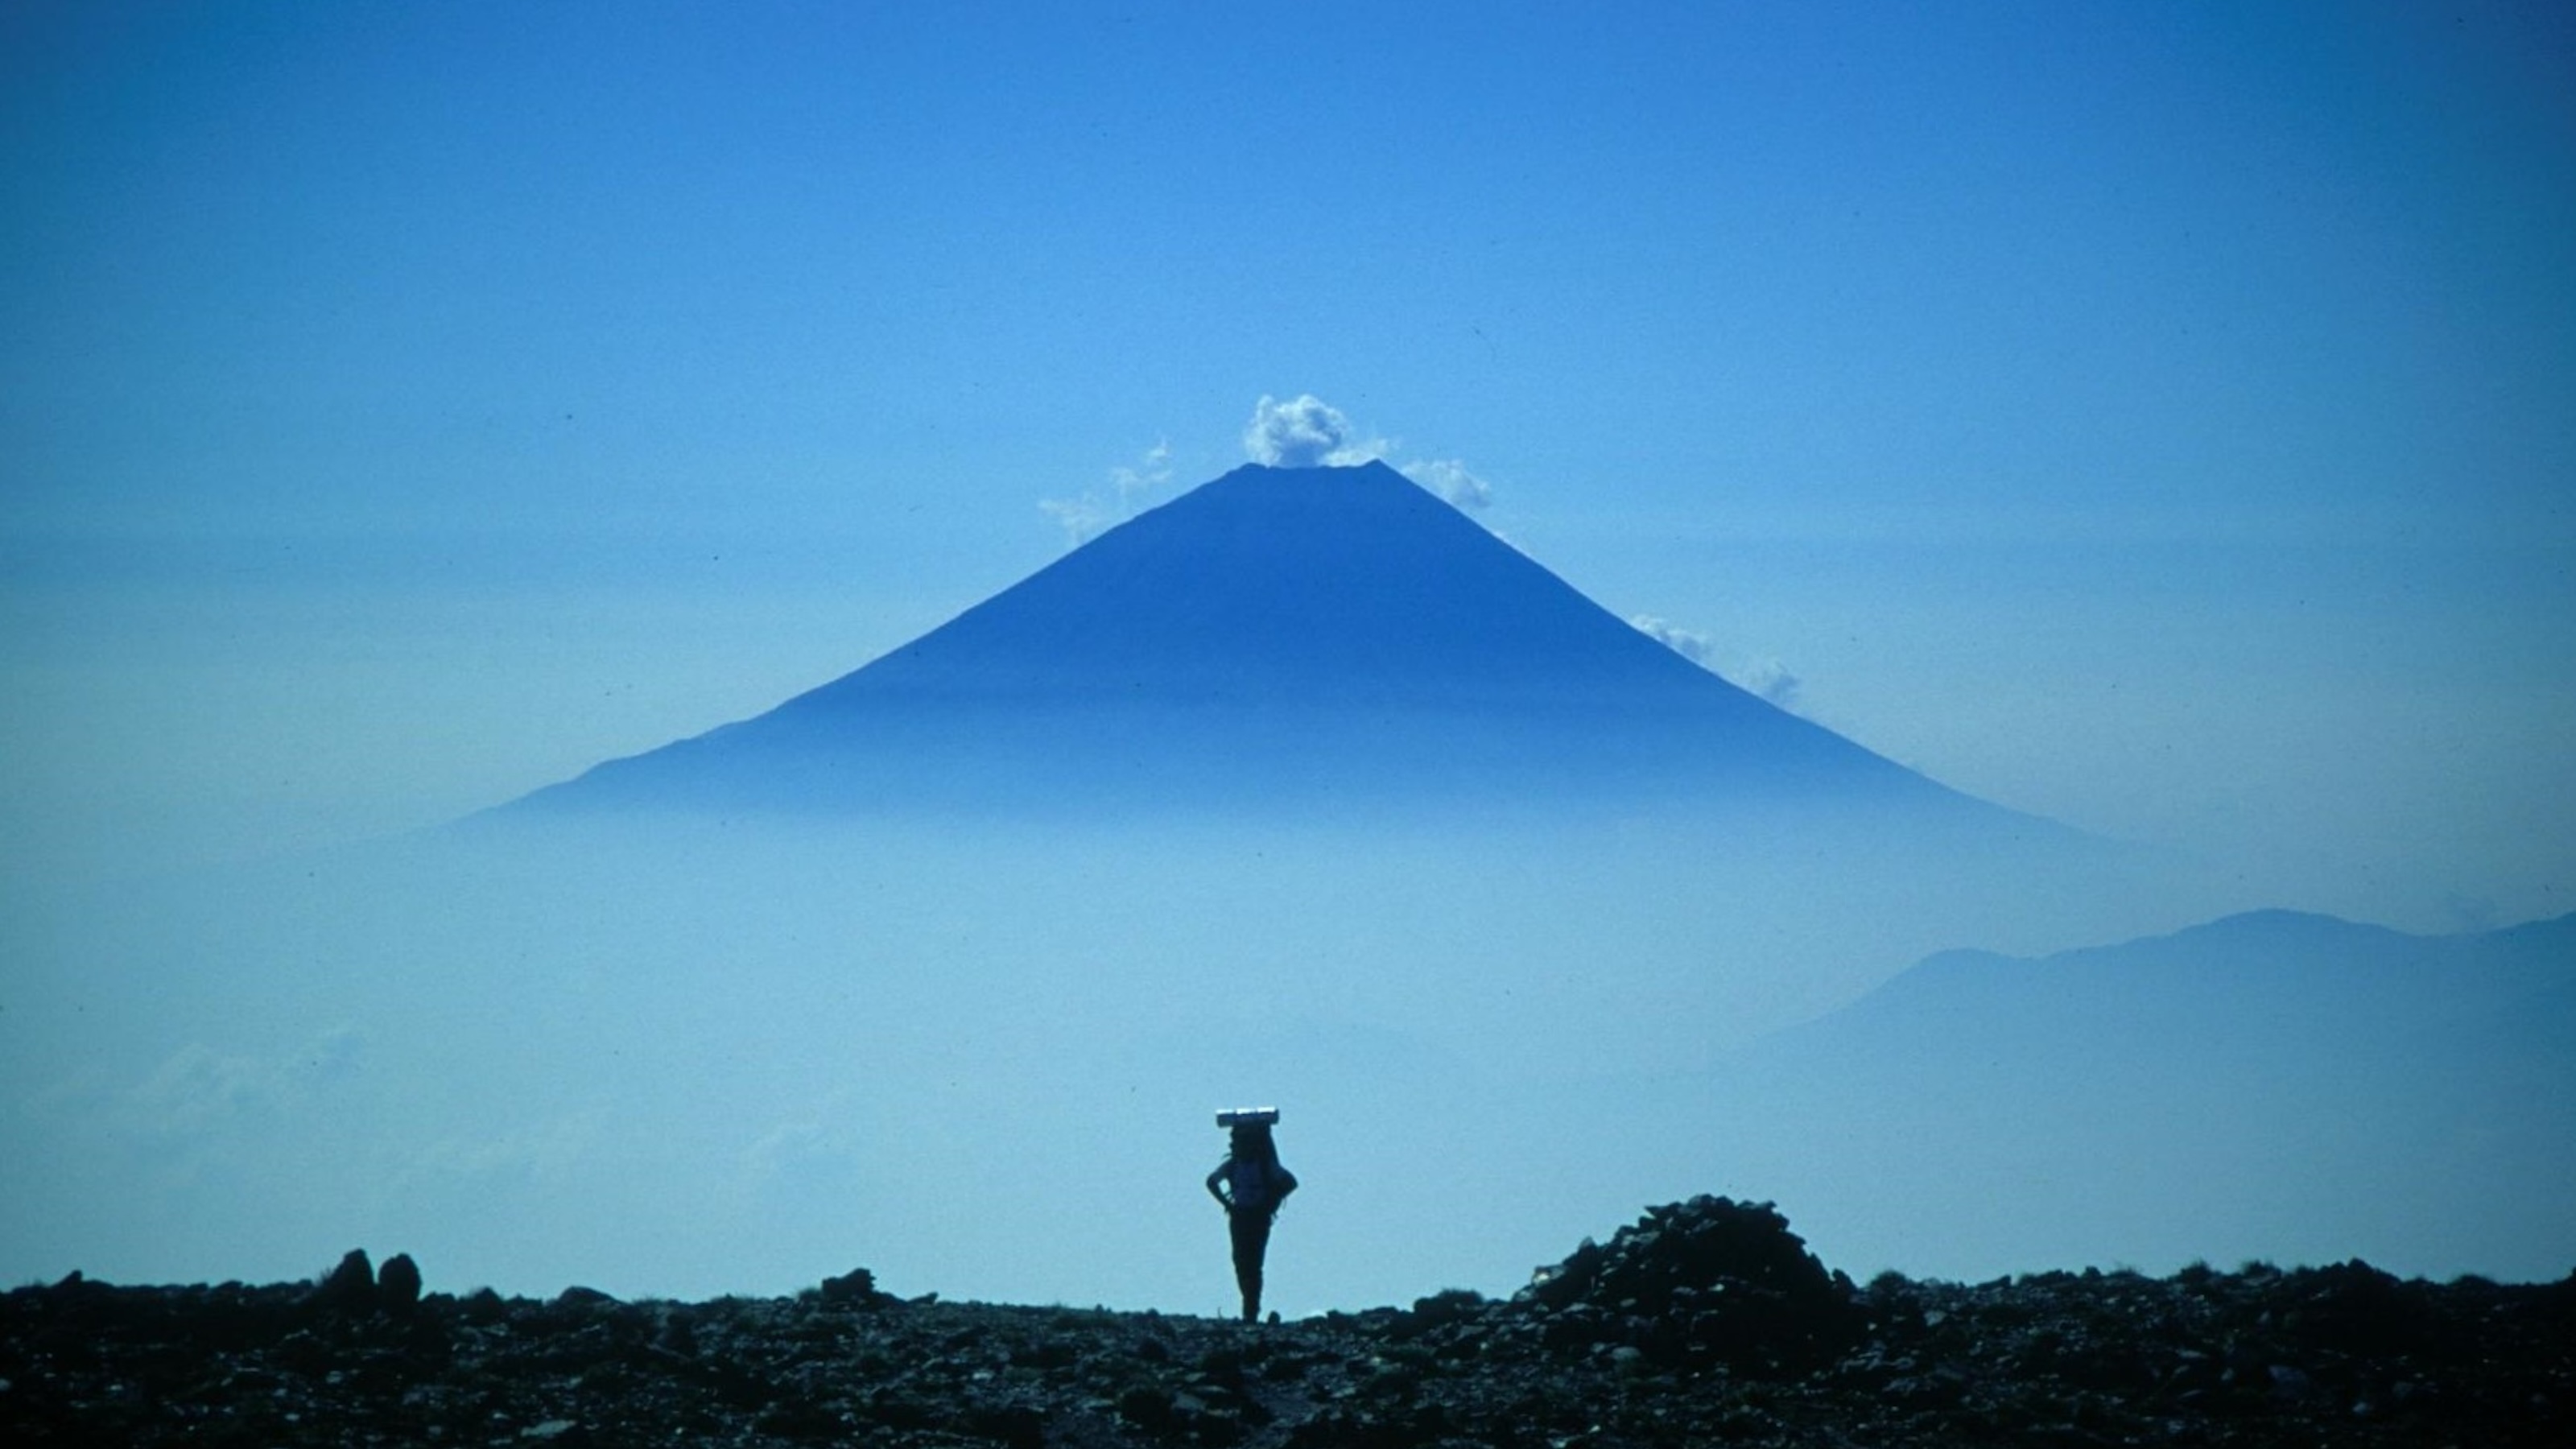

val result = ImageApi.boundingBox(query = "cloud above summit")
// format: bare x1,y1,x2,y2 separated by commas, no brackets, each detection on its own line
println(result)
1244,394,1385,469
1042,403,1493,551
1244,395,1493,513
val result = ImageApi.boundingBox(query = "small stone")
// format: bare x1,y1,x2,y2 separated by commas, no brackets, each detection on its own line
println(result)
1117,1385,1174,1430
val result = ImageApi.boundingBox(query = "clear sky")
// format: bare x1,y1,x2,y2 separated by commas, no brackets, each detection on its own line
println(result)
6,0,2573,927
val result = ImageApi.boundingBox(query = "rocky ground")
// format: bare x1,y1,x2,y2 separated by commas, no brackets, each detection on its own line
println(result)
5,1197,2570,1447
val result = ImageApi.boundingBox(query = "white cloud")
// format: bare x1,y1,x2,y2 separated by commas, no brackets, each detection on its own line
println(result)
1037,401,1498,543
1399,457,1492,511
1631,615,1718,669
1732,656,1803,711
118,1026,369,1141
1243,394,1387,468
47,1027,377,1185
1041,439,1177,547
402,1108,609,1188
1631,615,1803,711
126,1043,287,1139
742,1117,861,1194
1112,439,1173,511
1038,494,1115,547
1242,396,1498,514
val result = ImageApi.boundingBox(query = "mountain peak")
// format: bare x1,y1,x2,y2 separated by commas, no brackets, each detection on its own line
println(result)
814,456,1706,712
509,462,2040,827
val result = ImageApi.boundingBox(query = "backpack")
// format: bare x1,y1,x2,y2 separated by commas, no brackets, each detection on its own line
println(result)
1228,1156,1296,1214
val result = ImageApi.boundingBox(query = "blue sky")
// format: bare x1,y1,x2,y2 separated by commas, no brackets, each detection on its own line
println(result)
5,1,2573,925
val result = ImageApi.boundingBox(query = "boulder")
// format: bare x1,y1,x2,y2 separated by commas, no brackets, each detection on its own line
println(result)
377,1253,423,1314
308,1249,375,1315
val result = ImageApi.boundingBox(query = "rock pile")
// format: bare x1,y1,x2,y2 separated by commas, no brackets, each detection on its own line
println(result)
302,1249,423,1320
1513,1195,1864,1375
4,1203,2570,1447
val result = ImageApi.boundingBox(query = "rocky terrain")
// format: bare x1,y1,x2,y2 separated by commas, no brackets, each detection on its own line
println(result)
5,1197,2569,1447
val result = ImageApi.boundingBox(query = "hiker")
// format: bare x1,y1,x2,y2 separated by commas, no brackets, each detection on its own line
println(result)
1205,1110,1298,1322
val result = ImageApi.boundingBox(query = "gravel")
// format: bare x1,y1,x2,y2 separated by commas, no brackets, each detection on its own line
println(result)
6,1195,2570,1447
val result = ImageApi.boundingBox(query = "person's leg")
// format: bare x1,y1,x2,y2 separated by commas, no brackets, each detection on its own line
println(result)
1228,1211,1270,1322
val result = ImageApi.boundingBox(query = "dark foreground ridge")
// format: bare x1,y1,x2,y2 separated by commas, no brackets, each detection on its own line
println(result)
6,1198,2570,1447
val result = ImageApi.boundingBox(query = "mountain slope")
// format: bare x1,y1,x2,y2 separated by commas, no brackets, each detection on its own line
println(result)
1694,909,2576,1280
510,463,2035,825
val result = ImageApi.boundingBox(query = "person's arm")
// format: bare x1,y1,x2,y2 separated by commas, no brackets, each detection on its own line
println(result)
1205,1162,1232,1209
1273,1165,1298,1203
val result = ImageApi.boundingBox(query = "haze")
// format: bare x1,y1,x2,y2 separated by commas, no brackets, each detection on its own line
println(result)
4,3,2571,1312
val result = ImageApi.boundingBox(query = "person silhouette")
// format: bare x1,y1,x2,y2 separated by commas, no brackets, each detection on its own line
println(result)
1205,1112,1298,1323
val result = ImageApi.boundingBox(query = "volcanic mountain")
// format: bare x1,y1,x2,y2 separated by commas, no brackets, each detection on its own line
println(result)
510,461,2045,829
